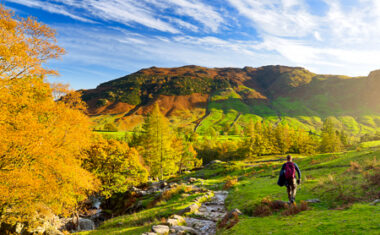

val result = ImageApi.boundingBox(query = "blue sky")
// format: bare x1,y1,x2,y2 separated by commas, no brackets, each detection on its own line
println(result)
4,0,380,89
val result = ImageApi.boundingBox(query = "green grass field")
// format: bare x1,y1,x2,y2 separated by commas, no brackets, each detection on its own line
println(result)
360,140,380,148
81,146,380,235
222,150,380,234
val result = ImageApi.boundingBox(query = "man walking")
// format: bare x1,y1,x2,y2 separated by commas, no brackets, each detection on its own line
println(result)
279,155,301,204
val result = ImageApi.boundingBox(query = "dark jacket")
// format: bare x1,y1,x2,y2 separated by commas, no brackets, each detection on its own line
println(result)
277,162,301,187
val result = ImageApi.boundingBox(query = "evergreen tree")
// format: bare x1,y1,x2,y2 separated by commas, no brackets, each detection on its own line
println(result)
245,120,255,137
141,104,175,180
177,143,202,174
339,130,349,147
320,118,342,153
275,124,292,154
292,130,317,154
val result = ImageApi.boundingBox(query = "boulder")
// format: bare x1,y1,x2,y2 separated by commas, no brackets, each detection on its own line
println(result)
371,199,380,205
306,199,321,203
167,215,185,226
78,218,95,231
152,225,169,234
15,223,24,234
139,190,148,196
209,160,223,165
185,218,216,234
178,203,200,215
130,186,139,192
230,208,242,215
59,217,95,232
171,225,199,235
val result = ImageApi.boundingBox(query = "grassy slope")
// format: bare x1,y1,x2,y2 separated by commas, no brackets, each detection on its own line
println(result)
90,87,380,135
85,66,380,134
223,150,380,234
195,87,380,136
83,147,380,235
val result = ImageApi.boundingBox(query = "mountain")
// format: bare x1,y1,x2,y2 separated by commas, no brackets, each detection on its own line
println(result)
81,65,380,135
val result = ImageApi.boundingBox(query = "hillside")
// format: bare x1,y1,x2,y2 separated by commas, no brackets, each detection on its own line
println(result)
78,147,380,235
81,65,380,135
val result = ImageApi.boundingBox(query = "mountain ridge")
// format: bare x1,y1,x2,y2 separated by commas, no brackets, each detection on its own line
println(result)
81,65,380,134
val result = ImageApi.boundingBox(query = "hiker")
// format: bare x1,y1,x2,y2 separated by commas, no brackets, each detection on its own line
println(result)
278,155,301,204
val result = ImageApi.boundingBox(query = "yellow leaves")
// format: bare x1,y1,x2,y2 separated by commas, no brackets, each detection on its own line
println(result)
0,5,97,228
0,5,64,80
84,138,148,198
0,77,98,225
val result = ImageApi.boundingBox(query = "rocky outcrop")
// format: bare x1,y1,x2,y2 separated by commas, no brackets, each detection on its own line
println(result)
144,191,229,235
152,225,170,234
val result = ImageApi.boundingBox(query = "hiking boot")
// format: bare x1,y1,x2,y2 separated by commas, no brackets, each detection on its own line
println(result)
290,197,296,205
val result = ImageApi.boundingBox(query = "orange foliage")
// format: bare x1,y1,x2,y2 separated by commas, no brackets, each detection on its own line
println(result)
0,5,65,79
223,176,238,190
0,5,98,227
0,77,99,225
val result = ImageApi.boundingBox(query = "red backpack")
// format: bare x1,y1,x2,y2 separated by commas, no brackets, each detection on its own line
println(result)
284,162,295,179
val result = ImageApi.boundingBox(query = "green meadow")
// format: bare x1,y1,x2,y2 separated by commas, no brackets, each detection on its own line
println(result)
80,146,380,235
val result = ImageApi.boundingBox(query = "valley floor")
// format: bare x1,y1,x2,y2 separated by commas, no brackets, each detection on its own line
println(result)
79,148,380,235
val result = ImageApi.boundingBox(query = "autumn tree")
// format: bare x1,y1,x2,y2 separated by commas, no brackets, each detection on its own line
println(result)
0,6,98,230
275,124,293,154
84,137,148,198
241,120,317,158
291,130,317,154
0,77,99,227
140,104,177,180
0,5,64,79
320,118,342,153
175,141,202,174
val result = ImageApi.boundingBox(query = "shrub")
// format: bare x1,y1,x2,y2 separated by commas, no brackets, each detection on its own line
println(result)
103,123,118,132
364,157,379,170
223,176,238,190
281,201,309,216
347,161,361,173
148,184,193,208
84,138,148,198
252,203,272,217
96,98,108,107
243,198,289,217
218,210,240,229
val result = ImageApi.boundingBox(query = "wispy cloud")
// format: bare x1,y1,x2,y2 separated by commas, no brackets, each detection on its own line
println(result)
81,0,180,33
227,0,380,75
7,0,380,88
162,0,224,32
6,0,95,23
227,0,316,37
49,25,284,88
6,0,225,33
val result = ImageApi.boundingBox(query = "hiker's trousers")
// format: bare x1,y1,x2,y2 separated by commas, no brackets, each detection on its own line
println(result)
286,178,297,202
